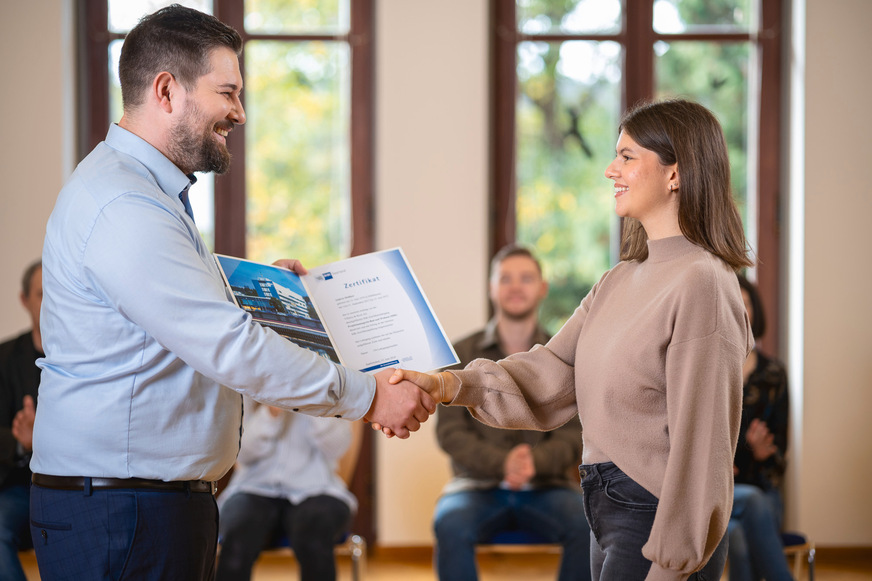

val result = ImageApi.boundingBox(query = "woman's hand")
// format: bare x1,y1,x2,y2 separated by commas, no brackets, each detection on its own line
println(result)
745,418,777,461
369,370,459,437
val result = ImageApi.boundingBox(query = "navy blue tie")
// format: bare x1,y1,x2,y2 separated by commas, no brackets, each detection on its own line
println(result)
179,187,195,222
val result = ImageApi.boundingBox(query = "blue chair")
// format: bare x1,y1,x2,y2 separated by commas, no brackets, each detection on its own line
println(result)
782,531,815,580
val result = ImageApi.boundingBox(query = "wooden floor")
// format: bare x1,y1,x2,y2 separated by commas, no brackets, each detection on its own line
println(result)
20,546,872,580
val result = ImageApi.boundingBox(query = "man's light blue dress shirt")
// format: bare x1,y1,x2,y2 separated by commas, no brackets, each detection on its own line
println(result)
33,124,375,482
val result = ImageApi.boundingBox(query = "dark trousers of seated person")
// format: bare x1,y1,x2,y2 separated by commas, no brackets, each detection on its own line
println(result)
29,483,218,580
217,493,351,581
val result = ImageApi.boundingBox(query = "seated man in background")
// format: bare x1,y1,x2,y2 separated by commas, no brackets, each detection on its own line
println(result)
0,260,42,581
216,398,359,581
433,245,591,581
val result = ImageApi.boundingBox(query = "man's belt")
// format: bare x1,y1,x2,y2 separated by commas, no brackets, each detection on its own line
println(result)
32,473,217,494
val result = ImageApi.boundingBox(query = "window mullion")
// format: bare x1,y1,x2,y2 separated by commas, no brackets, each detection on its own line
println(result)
492,0,518,256
623,0,655,110
212,0,247,257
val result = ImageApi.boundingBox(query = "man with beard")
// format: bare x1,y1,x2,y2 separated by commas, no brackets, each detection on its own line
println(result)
433,245,591,581
31,6,433,580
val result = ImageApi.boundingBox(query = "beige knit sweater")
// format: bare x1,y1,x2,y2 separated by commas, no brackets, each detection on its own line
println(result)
450,235,753,581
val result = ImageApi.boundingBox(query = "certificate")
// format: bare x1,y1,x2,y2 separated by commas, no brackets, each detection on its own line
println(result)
215,249,458,374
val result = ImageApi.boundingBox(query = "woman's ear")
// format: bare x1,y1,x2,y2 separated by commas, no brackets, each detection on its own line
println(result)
666,165,680,191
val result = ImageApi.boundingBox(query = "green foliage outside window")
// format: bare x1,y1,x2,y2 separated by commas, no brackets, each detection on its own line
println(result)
244,1,351,267
516,40,621,333
514,0,755,334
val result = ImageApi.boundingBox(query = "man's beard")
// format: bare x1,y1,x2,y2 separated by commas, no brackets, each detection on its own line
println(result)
167,102,232,175
500,304,539,322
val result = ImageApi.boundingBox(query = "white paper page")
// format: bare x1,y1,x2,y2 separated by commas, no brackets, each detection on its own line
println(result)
303,248,457,373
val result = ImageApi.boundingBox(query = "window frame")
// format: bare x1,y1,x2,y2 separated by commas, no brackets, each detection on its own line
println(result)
491,0,783,354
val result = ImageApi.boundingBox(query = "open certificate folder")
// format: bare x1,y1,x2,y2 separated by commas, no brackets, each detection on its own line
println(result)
215,248,458,374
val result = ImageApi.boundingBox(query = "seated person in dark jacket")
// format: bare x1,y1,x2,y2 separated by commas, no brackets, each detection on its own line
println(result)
433,245,591,581
0,259,43,581
727,275,794,581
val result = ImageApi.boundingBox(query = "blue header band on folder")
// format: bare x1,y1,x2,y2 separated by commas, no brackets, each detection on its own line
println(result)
361,360,400,373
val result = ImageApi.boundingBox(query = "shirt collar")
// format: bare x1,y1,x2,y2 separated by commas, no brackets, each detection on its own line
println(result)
476,317,550,352
105,124,195,204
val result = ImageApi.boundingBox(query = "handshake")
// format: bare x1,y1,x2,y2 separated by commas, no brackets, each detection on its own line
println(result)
362,368,460,439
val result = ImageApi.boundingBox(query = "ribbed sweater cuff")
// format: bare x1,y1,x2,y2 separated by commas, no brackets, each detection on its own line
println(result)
645,563,690,581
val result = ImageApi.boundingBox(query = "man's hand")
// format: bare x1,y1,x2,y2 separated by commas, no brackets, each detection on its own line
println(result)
371,369,460,437
389,369,460,404
388,369,441,402
745,418,777,461
363,369,436,439
272,258,308,275
12,395,36,451
502,443,535,490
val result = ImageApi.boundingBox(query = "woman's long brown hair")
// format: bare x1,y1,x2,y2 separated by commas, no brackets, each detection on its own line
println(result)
618,99,754,271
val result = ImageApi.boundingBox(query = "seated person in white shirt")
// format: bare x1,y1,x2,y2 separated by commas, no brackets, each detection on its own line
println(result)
216,398,358,581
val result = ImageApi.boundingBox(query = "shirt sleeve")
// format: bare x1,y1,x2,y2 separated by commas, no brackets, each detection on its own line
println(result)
80,192,375,419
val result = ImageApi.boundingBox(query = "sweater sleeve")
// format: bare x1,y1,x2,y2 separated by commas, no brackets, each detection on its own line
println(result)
642,329,747,579
449,300,591,432
449,345,578,432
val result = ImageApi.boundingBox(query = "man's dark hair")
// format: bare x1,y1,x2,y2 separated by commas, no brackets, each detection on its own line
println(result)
119,4,243,110
21,259,41,296
489,244,542,281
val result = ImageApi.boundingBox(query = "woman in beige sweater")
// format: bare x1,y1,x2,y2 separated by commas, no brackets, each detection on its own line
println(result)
390,99,754,580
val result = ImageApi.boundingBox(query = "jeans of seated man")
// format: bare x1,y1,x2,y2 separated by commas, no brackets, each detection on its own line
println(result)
217,493,351,581
581,462,728,581
433,487,591,581
0,484,30,581
728,484,793,581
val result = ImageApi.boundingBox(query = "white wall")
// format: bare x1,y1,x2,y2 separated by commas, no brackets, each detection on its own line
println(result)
373,0,489,545
0,0,73,335
2,0,871,548
789,0,872,545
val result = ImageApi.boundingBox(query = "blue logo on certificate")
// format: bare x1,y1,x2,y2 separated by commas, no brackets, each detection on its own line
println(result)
323,272,333,280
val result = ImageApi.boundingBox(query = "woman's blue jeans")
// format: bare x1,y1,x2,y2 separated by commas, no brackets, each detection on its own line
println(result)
580,462,727,581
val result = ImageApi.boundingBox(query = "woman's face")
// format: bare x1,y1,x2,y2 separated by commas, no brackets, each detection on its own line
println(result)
604,131,678,234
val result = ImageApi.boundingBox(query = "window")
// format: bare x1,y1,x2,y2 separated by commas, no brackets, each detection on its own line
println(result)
494,0,783,352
